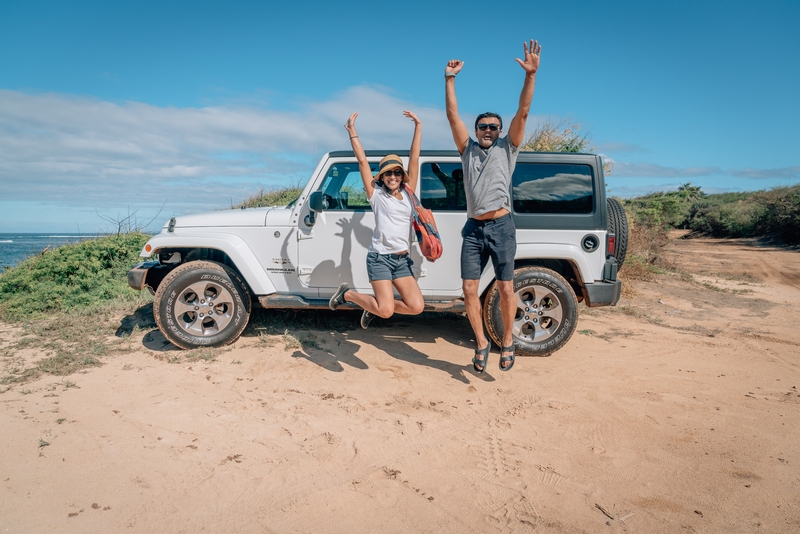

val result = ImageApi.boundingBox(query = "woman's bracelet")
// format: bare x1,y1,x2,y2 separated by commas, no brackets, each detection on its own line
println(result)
350,136,358,139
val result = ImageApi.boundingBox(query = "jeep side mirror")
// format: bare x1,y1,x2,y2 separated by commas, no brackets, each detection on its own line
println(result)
309,191,324,212
305,191,325,227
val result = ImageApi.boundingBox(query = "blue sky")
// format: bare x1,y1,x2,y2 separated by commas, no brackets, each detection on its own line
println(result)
1,0,798,233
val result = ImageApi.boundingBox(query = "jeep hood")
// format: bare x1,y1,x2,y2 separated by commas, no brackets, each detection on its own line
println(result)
164,207,274,229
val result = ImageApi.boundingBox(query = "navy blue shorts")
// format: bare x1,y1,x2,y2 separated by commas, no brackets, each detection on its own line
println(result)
460,214,516,281
367,251,415,282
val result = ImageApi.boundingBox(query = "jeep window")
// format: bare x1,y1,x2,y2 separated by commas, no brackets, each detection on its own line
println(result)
316,163,377,210
512,163,594,214
420,162,467,211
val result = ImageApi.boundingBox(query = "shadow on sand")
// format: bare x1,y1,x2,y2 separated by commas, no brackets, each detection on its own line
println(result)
117,305,494,381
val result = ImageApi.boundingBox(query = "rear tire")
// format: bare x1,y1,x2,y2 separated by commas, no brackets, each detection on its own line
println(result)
483,267,578,357
607,197,629,268
153,261,252,349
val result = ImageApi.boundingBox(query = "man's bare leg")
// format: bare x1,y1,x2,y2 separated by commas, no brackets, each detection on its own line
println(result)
497,279,516,369
463,279,490,371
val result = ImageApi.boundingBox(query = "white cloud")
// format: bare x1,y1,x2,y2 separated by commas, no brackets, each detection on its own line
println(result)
594,141,648,154
613,162,723,178
610,161,800,182
728,166,800,179
0,87,456,216
2,87,797,232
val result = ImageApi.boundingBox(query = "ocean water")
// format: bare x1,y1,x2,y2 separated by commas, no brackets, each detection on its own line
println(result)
0,233,97,273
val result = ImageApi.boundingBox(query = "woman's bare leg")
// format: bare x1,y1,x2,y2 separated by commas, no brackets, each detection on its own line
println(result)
344,276,423,318
344,280,396,318
391,276,424,315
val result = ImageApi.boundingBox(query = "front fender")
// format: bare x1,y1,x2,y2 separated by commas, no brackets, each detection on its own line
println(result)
141,233,277,295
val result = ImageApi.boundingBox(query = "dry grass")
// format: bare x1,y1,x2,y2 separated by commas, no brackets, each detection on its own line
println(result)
620,218,673,282
1,300,150,387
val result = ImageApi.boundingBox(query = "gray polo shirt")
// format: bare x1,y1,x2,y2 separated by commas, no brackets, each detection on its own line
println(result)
461,136,519,219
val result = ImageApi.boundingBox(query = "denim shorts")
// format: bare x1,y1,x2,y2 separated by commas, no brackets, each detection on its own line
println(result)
460,213,516,281
367,251,415,282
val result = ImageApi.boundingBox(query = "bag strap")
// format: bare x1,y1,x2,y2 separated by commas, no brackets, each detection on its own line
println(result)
402,184,421,213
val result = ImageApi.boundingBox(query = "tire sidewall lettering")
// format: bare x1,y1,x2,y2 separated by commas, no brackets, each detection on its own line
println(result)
514,278,562,294
490,269,578,355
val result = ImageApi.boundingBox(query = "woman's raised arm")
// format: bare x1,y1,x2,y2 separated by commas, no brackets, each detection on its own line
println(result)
345,112,375,199
404,110,422,193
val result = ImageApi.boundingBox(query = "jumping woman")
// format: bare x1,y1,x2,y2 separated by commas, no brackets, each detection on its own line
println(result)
328,111,425,329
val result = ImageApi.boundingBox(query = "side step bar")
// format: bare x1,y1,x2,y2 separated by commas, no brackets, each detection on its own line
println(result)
257,295,465,314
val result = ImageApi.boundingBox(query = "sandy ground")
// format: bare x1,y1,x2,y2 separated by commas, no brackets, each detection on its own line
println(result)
1,235,799,533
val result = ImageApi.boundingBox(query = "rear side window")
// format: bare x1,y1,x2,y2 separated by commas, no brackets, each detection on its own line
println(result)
420,162,467,211
512,163,594,214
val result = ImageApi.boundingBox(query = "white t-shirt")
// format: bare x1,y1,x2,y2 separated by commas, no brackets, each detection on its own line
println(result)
368,186,413,254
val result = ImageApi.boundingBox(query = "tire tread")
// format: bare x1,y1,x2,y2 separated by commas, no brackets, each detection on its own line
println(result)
607,197,629,268
153,260,251,349
482,267,579,358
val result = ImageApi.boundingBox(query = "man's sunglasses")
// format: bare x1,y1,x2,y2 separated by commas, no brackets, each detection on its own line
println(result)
382,169,404,178
477,124,500,132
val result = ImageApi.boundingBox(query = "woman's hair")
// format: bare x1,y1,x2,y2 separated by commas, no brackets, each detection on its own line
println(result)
380,177,393,194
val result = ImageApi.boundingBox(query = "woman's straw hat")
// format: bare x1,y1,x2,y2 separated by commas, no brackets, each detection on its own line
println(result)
375,154,409,183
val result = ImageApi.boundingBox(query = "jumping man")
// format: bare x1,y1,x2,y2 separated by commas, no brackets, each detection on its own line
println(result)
444,39,542,372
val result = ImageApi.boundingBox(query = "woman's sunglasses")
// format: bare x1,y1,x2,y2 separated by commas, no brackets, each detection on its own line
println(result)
382,169,404,178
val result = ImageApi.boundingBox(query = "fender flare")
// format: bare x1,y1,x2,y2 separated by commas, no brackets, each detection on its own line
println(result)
476,243,596,295
141,233,277,295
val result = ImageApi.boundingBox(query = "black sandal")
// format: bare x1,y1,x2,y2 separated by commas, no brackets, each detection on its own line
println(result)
472,343,491,373
499,344,515,372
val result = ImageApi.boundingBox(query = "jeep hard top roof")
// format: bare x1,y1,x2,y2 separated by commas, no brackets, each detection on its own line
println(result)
328,150,598,158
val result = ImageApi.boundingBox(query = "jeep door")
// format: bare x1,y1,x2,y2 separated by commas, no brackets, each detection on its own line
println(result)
414,159,468,297
296,159,376,294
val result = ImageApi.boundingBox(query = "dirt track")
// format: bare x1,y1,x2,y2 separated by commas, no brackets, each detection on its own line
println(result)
1,235,799,533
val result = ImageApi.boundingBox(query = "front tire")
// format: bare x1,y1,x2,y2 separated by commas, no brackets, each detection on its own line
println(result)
153,261,252,349
482,267,578,357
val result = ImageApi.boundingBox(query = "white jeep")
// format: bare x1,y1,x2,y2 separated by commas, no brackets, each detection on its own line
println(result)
128,150,627,356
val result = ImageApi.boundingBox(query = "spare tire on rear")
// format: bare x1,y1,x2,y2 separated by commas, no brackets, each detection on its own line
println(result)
607,197,629,268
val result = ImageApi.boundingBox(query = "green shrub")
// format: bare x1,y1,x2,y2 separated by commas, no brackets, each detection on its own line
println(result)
234,186,303,209
0,232,151,321
624,192,687,229
684,185,800,244
687,200,764,237
752,185,800,244
521,119,590,153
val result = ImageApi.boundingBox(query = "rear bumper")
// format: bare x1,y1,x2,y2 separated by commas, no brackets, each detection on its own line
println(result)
583,280,622,307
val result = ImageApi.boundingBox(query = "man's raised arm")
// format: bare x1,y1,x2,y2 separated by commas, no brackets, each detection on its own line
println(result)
444,60,470,154
507,40,542,148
